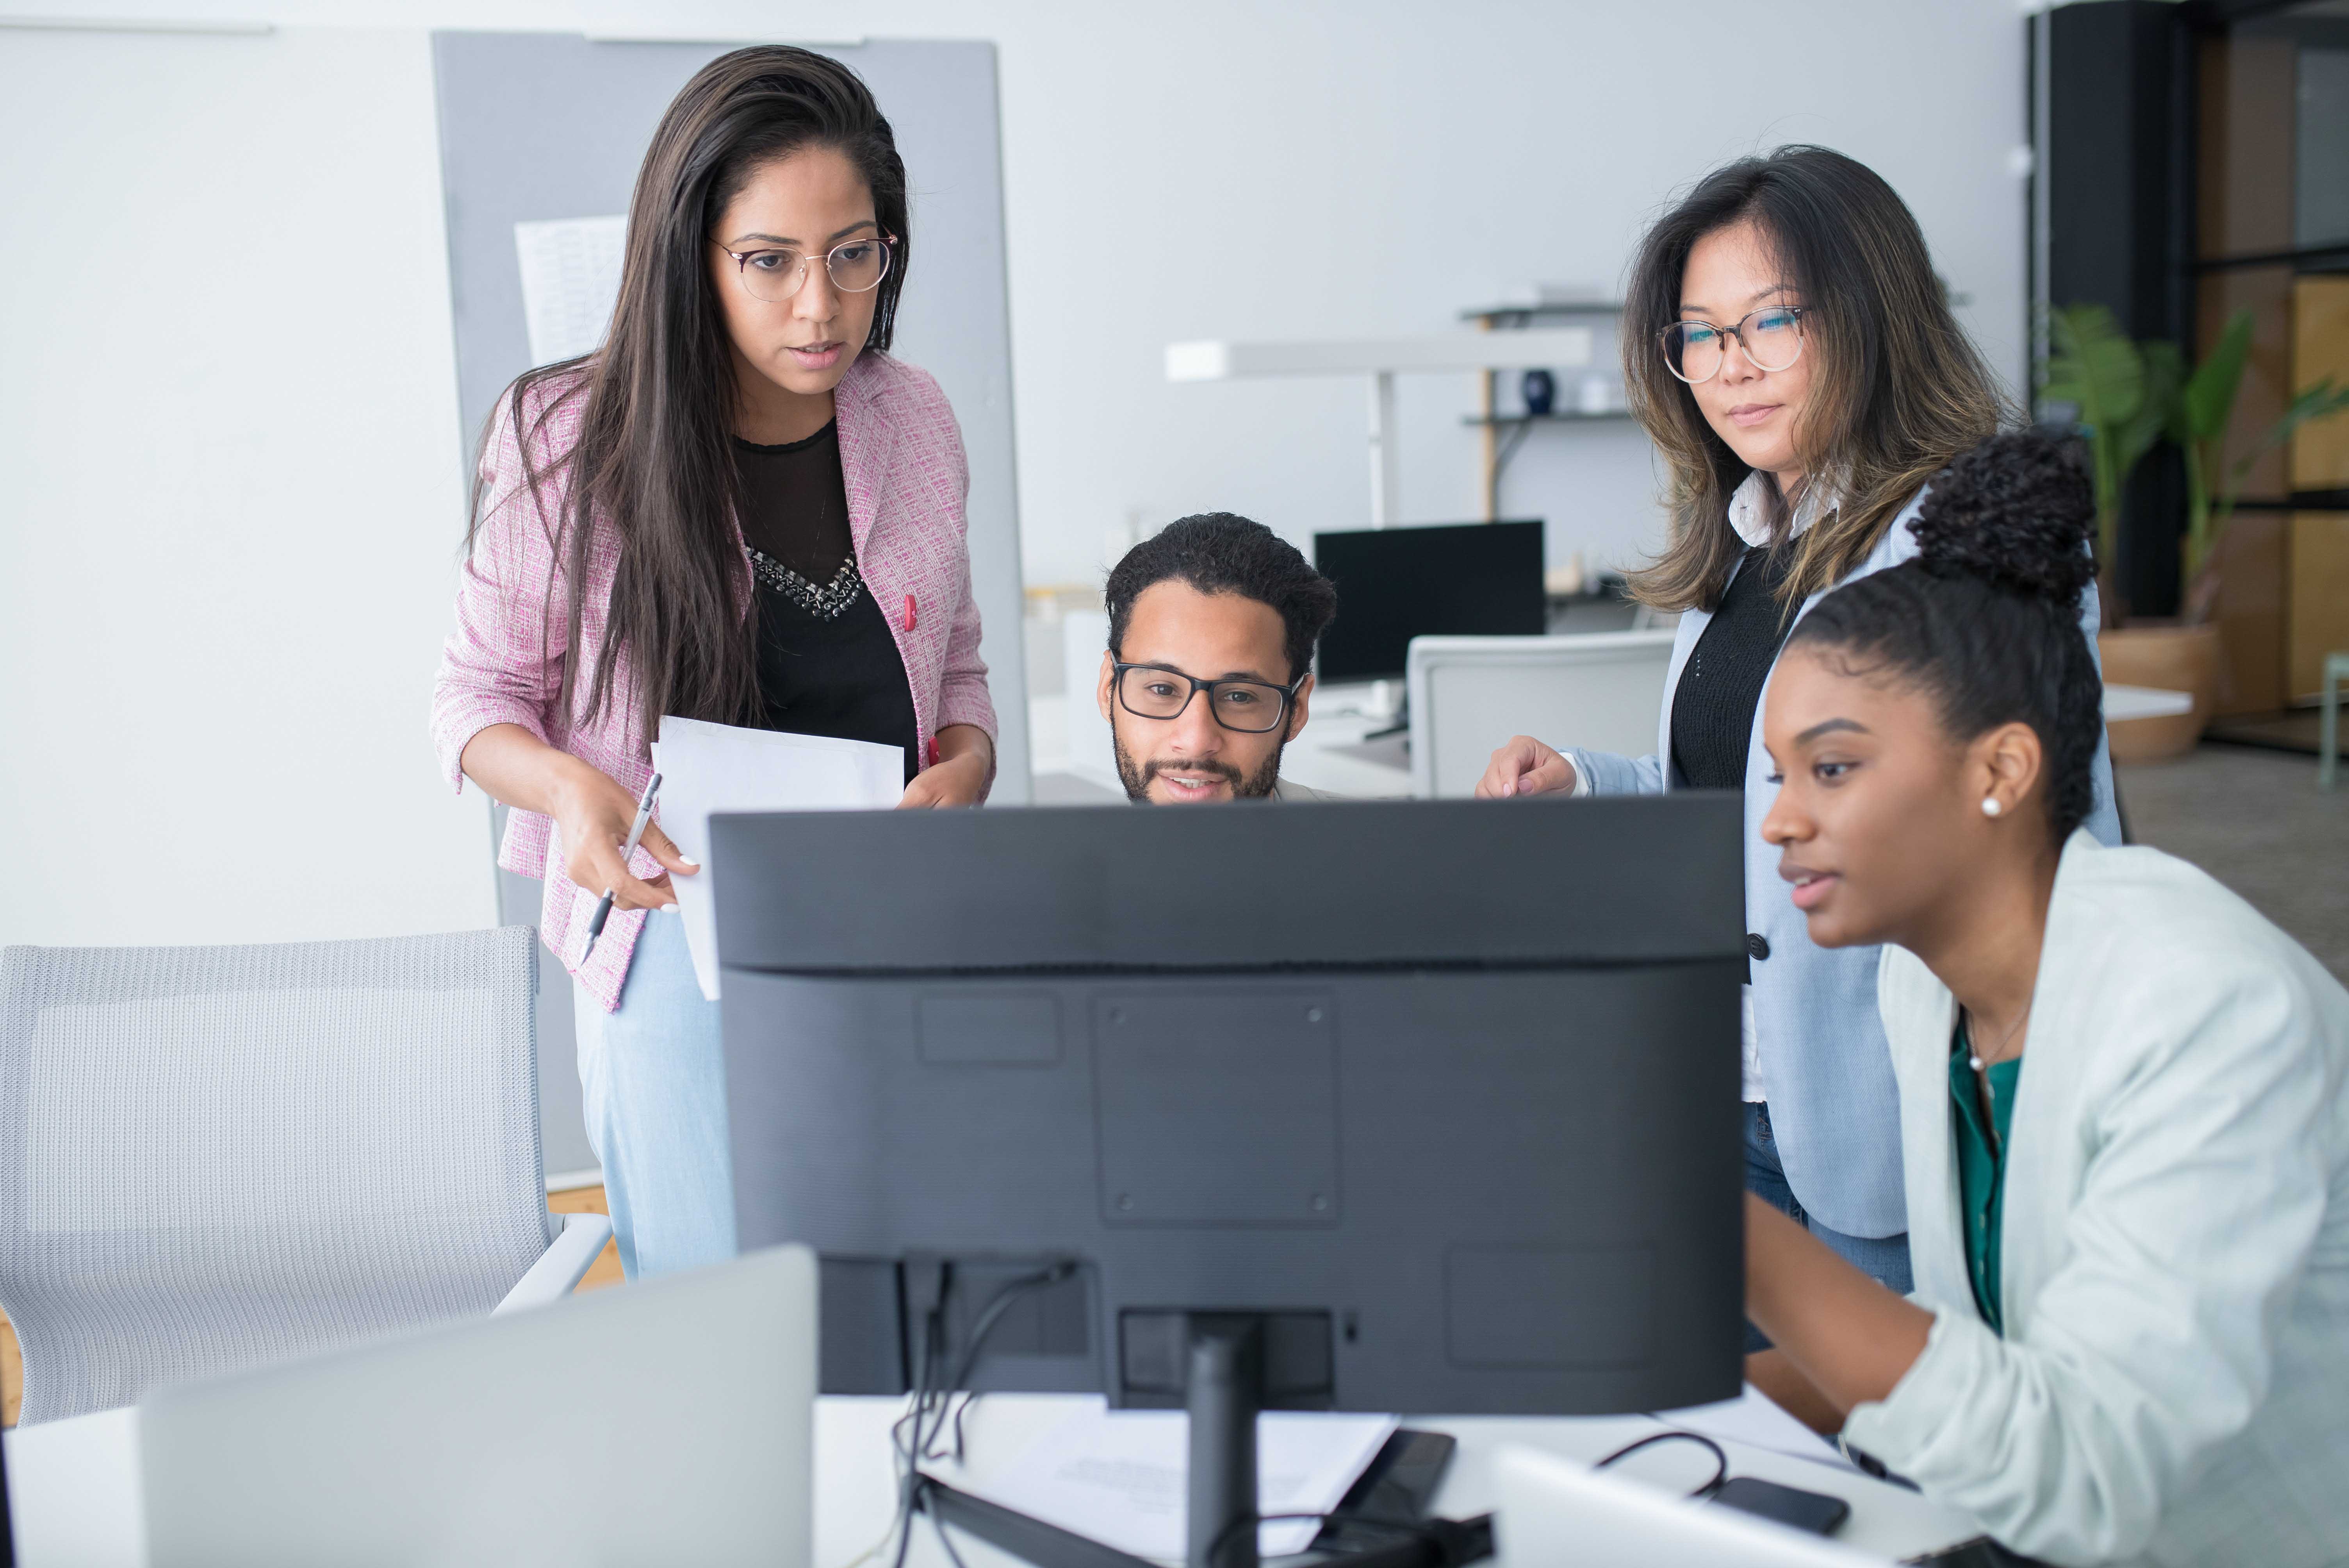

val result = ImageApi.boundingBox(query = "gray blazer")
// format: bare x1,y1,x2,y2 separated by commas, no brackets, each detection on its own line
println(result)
1565,490,2122,1237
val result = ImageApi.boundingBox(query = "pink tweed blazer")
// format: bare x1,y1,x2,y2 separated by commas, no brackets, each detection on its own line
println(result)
430,351,997,1011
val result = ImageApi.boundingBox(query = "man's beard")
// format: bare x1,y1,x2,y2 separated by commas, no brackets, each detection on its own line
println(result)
1114,731,1285,802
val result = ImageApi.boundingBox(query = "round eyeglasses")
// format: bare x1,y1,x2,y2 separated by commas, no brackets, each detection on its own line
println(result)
1660,306,1808,384
1112,663,1302,735
714,233,896,303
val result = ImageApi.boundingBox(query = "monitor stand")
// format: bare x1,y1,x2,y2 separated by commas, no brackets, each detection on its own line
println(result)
1357,682,1409,743
921,1314,1448,1568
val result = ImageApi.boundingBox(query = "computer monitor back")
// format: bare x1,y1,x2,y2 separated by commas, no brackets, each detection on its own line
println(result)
716,797,1747,1419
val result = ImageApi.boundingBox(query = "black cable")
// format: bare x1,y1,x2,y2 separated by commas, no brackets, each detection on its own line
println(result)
928,1499,975,1568
888,1268,955,1568
1493,418,1538,486
922,1262,1076,1465
888,1260,1081,1563
1590,1429,1730,1499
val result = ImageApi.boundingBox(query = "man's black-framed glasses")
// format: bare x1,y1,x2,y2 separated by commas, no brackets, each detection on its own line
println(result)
1112,663,1302,734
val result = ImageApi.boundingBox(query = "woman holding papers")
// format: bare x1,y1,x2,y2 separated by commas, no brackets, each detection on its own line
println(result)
431,47,997,1278
1475,147,2118,1393
1744,431,2349,1568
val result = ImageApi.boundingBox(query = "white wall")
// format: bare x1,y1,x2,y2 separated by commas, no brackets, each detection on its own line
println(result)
1,1,2030,944
0,25,490,948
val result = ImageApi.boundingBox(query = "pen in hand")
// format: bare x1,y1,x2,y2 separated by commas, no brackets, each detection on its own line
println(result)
580,771,663,967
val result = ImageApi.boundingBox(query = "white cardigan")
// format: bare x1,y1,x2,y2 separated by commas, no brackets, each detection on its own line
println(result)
1842,834,2349,1568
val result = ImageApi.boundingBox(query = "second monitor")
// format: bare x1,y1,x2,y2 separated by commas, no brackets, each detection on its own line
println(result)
1312,519,1546,684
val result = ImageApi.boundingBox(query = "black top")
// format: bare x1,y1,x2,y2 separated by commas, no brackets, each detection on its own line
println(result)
734,421,919,784
1669,543,1796,791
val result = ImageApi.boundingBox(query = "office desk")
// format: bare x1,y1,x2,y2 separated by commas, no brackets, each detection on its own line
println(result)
7,1392,1977,1566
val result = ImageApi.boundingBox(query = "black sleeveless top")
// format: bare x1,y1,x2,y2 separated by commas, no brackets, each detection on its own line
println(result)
1669,542,1796,791
734,421,920,784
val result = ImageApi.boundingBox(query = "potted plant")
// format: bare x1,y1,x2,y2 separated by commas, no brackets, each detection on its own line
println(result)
2042,304,2175,628
2173,310,2349,625
2041,305,2349,761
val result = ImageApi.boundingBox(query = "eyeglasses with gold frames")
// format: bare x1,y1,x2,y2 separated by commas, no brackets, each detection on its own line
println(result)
714,233,897,302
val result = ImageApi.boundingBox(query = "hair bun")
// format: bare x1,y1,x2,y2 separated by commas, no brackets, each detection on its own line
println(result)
1910,431,2097,606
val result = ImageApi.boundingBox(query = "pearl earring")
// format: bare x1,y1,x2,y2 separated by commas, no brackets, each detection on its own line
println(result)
1982,797,2003,818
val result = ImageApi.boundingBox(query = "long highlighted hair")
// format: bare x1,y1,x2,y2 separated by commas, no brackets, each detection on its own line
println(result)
1622,146,2006,614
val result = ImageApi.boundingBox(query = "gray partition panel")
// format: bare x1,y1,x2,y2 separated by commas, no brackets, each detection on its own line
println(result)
433,32,1032,1176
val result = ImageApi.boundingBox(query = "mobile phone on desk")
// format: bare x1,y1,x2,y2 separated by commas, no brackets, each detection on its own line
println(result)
1314,1429,1456,1545
1708,1474,1852,1535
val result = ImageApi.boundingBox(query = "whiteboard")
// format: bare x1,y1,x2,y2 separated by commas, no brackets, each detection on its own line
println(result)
0,26,491,952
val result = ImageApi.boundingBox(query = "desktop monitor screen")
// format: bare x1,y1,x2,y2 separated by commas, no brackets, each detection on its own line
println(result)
1313,520,1546,684
714,797,1745,1422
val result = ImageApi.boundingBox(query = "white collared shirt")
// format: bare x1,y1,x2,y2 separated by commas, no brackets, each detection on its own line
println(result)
1725,467,1836,549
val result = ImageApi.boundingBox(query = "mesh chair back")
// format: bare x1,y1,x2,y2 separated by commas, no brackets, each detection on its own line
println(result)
0,927,555,1424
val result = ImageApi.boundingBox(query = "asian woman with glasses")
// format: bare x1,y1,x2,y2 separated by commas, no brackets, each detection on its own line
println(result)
1475,145,2121,1421
431,48,997,1279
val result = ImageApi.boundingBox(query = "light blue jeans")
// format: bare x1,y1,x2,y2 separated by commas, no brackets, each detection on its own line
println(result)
1744,1101,1910,1354
572,910,738,1279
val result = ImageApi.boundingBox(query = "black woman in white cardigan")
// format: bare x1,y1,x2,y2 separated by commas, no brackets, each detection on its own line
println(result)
1744,431,2349,1568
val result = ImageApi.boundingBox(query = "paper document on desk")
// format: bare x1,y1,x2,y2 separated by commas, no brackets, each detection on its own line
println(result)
650,717,902,1000
1659,1384,1856,1472
968,1399,1397,1559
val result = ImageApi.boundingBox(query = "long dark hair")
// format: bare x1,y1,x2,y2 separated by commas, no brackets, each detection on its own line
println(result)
1622,146,2006,613
467,46,911,739
1789,431,2103,841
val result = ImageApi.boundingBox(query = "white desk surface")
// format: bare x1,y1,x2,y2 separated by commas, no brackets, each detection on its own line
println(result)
1274,683,1414,800
2103,683,2195,722
8,1390,1977,1567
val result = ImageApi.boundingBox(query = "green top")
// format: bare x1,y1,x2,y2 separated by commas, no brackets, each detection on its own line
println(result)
1950,1018,2021,1336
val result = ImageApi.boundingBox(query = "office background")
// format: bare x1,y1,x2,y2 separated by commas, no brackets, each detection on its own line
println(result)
0,0,2034,958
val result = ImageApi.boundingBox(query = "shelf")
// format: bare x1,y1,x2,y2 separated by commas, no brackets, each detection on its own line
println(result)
1463,410,1636,426
1165,329,1594,381
1462,301,1625,323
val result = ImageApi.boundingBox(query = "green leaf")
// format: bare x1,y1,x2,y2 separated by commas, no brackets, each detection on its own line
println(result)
2125,340,2182,474
2044,305,2145,431
2181,309,2254,442
2226,376,2349,486
2276,376,2349,447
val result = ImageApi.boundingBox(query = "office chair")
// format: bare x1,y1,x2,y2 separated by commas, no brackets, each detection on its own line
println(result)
1405,631,1677,798
0,927,610,1425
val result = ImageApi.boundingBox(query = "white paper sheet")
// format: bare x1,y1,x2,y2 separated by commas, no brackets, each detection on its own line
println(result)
513,214,626,366
1658,1383,1856,1472
649,718,903,1001
966,1400,1398,1560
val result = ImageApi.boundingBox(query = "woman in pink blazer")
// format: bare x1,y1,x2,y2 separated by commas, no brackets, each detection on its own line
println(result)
430,47,996,1278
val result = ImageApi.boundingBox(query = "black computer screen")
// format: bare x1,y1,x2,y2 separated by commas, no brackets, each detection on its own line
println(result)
1312,519,1546,683
714,797,1747,1420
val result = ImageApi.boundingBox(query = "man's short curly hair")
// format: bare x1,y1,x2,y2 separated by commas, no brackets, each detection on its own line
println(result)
1104,513,1340,683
